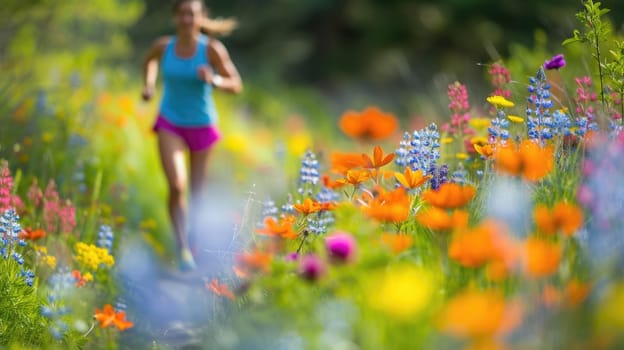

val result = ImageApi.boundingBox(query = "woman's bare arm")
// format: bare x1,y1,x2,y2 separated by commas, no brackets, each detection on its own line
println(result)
207,39,243,94
142,36,170,101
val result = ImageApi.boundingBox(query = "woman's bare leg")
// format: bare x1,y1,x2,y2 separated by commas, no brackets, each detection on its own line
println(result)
188,148,213,251
157,130,189,253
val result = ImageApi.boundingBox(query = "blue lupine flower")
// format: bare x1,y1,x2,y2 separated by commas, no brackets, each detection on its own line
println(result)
261,199,279,220
12,252,24,265
316,186,339,204
395,123,441,176
488,109,511,142
281,197,295,215
429,164,449,190
96,225,114,252
394,132,411,167
526,67,558,142
452,163,468,184
298,150,320,195
42,267,77,339
551,109,573,137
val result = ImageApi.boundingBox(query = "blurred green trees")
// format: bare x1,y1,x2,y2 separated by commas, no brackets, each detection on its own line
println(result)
129,0,624,88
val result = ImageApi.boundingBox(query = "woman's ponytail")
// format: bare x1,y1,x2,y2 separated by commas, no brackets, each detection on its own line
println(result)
200,16,238,37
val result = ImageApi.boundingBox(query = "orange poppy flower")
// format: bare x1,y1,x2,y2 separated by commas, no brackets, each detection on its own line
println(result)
449,221,498,268
361,187,411,223
541,280,591,308
206,278,236,301
394,167,431,190
474,143,495,158
486,229,521,281
565,279,591,306
450,220,521,280
336,169,372,186
319,201,338,211
361,145,395,169
235,249,273,274
18,228,47,241
437,289,523,339
255,216,297,239
422,183,476,209
494,140,554,181
523,237,561,278
322,174,345,189
416,208,469,231
533,202,584,236
339,107,398,141
294,198,322,215
330,152,368,174
94,304,134,331
380,233,413,254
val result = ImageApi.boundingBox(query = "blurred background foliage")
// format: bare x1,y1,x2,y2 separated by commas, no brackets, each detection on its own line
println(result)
3,0,624,117
129,0,624,103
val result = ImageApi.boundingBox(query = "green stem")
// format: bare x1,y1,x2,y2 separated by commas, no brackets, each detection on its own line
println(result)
296,230,309,253
588,12,607,115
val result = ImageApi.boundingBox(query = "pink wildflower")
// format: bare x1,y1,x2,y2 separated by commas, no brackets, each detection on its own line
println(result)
488,63,512,114
59,200,76,234
27,178,43,208
443,82,474,137
0,160,14,213
43,180,60,233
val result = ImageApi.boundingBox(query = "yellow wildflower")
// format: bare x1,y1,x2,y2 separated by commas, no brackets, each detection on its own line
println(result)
44,255,57,269
34,244,48,254
469,118,491,130
441,137,454,144
456,153,469,160
75,242,115,270
487,95,515,108
83,272,94,282
508,115,524,123
368,265,435,319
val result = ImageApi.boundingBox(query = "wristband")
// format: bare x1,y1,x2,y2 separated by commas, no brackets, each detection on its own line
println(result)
212,75,224,88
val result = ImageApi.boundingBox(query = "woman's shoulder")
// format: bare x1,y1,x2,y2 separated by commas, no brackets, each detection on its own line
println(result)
153,35,174,50
207,37,227,57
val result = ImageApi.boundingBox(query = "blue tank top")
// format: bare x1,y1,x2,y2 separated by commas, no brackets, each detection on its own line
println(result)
159,34,218,127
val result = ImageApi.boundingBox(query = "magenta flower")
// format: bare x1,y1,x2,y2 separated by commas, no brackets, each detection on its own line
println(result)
544,54,566,70
299,254,325,281
285,252,299,261
325,231,357,263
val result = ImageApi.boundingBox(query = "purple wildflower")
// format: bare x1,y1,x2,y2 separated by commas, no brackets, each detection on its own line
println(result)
544,54,566,70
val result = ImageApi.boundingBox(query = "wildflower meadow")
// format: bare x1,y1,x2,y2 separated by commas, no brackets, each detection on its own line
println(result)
2,1,624,349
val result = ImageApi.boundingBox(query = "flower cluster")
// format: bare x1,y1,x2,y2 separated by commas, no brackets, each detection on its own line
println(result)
442,82,474,140
74,242,115,270
488,62,512,100
0,209,35,286
297,150,320,195
0,160,14,213
96,225,114,252
395,123,441,176
526,67,555,141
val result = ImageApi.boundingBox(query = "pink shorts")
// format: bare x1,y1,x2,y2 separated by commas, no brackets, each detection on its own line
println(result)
152,115,221,152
